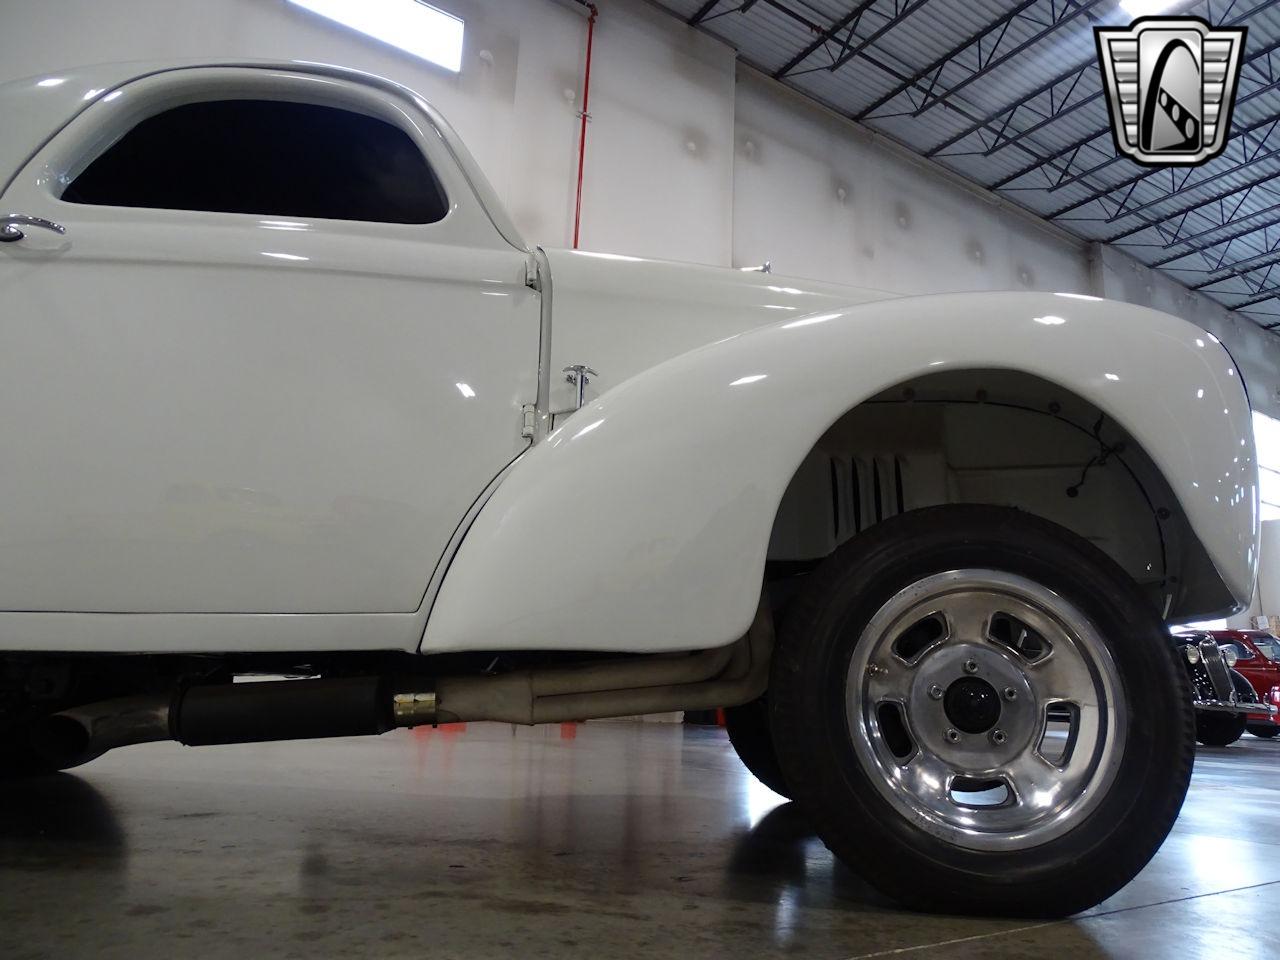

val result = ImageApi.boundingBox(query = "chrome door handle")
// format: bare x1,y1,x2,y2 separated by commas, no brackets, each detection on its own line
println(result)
0,214,67,243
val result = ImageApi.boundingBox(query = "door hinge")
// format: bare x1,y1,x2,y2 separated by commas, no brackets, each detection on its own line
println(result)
525,258,541,291
521,403,537,440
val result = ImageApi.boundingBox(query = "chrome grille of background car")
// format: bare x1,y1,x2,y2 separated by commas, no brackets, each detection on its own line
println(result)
1199,638,1236,702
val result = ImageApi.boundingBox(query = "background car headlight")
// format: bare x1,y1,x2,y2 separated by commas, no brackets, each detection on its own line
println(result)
1221,645,1238,667
1184,646,1201,665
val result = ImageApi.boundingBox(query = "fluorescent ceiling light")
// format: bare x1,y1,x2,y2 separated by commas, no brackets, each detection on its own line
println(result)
289,0,464,73
1119,0,1179,15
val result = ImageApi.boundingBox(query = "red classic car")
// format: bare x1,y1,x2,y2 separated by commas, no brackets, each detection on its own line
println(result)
1172,631,1276,745
1203,630,1280,739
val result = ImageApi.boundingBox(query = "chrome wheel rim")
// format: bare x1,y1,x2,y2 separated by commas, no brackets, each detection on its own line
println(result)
845,569,1125,851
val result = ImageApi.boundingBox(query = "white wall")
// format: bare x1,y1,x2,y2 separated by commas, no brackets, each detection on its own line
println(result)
731,71,1091,296
0,0,1276,411
1095,245,1280,417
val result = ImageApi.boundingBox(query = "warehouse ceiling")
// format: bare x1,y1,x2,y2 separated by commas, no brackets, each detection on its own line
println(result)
653,0,1280,329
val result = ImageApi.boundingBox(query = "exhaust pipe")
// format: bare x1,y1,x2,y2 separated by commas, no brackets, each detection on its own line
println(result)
31,693,173,768
426,602,771,724
32,676,404,767
31,677,401,768
31,600,773,765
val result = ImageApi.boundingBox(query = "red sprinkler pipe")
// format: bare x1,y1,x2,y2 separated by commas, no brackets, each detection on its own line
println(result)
572,3,598,250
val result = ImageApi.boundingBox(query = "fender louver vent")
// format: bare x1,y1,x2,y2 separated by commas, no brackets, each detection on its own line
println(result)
829,455,906,541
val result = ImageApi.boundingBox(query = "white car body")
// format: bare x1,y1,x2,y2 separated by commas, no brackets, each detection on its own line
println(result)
0,60,1259,657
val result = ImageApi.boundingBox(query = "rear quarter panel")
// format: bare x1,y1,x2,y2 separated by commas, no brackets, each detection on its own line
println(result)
424,291,1257,654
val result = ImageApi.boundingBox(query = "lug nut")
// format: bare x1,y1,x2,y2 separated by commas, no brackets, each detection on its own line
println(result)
928,684,944,700
963,659,979,674
945,728,961,744
1003,687,1017,701
990,729,1007,745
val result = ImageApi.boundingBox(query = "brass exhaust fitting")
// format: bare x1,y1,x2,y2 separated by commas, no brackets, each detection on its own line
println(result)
392,691,438,727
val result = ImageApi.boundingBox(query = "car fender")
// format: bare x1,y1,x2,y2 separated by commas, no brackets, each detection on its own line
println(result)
423,290,1256,653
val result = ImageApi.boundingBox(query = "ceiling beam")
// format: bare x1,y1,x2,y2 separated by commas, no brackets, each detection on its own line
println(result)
823,0,937,74
912,0,1109,123
854,0,1044,120
688,0,723,25
1075,145,1280,242
995,34,1280,192
1188,243,1280,288
1150,202,1280,266
926,0,1237,162
772,0,881,79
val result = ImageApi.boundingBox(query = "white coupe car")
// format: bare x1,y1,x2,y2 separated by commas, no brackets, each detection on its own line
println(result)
0,60,1259,917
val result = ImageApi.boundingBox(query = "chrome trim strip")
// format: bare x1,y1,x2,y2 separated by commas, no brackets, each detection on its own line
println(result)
532,247,554,442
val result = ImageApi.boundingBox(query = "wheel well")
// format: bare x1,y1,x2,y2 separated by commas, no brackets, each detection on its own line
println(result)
766,368,1231,620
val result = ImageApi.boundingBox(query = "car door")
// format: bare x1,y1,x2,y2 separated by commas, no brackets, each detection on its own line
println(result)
0,67,538,616
1236,635,1280,698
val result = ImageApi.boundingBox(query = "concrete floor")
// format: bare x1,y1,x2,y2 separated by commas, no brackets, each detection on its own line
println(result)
0,722,1275,960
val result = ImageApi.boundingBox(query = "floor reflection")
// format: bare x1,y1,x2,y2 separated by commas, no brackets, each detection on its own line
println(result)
727,801,811,878
0,723,1273,959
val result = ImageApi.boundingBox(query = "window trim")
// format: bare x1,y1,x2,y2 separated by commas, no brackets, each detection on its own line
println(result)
8,67,515,251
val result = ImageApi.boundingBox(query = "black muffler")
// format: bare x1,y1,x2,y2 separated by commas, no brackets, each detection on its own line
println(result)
31,676,412,767
174,676,395,746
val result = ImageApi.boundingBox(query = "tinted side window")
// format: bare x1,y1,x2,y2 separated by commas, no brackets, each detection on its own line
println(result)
63,99,448,224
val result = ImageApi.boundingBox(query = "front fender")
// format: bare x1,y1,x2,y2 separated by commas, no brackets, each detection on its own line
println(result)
424,291,1256,653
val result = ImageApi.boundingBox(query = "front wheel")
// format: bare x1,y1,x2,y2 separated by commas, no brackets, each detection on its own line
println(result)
1247,725,1278,739
770,505,1193,917
1196,713,1246,746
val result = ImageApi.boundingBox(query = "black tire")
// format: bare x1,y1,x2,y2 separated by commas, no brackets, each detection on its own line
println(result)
1247,725,1278,739
1196,713,1246,746
724,697,791,798
770,504,1194,917
1197,672,1256,747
